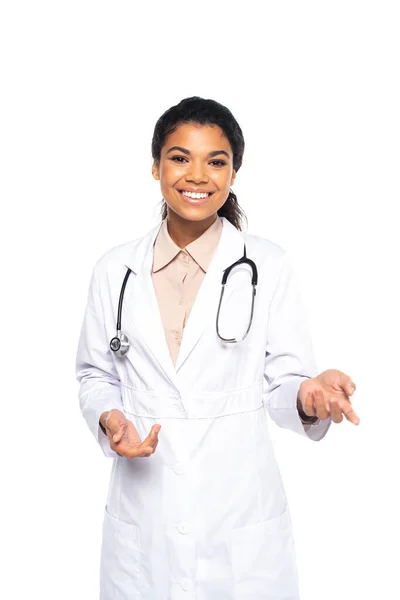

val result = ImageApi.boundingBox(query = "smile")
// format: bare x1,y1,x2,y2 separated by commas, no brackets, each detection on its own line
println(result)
177,189,214,206
179,190,213,199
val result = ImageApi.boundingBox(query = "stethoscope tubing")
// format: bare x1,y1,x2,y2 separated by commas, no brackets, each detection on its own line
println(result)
110,243,258,356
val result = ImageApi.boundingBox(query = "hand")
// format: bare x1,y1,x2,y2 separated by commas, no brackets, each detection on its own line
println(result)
299,369,360,425
100,409,161,458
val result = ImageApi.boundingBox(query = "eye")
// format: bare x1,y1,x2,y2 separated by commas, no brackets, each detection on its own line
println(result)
170,156,227,167
170,156,188,163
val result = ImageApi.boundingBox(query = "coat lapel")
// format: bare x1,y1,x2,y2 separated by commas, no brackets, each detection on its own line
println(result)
174,218,245,373
120,217,246,389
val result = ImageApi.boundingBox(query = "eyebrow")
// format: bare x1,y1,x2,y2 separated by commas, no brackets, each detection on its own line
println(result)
166,146,230,159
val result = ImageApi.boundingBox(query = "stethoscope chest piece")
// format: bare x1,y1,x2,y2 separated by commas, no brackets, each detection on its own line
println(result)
110,332,130,357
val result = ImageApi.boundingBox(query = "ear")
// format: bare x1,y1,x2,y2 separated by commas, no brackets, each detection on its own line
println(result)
230,169,237,186
152,161,160,181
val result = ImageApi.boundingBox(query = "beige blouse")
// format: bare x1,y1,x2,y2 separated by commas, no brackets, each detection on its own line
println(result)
151,216,313,428
151,215,222,367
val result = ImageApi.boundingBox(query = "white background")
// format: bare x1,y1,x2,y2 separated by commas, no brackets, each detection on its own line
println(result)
1,1,399,598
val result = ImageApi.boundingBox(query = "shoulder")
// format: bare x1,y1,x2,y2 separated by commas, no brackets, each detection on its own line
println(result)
90,220,162,277
240,230,301,296
91,231,147,283
242,229,288,271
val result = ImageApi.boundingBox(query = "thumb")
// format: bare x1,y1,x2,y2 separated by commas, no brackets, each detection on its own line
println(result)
113,419,128,443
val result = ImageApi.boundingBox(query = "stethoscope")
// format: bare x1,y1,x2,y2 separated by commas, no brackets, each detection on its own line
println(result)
109,243,258,358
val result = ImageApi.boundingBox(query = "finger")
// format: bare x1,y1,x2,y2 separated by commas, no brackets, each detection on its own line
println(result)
111,442,150,459
114,425,162,459
346,378,356,397
149,428,161,448
105,413,122,433
140,436,159,456
313,389,330,420
147,432,160,452
143,425,161,447
125,445,155,459
142,446,155,457
148,438,159,454
327,396,344,424
110,440,126,457
112,421,127,443
137,432,161,458
151,424,162,437
109,436,125,453
303,392,316,417
341,401,360,425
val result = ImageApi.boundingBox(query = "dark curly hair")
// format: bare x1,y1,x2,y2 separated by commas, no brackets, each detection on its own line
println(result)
151,96,247,231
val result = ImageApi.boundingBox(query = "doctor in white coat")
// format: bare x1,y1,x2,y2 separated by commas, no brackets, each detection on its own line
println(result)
76,96,360,600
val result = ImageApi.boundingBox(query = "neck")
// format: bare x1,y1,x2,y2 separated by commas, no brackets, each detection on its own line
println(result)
166,211,218,248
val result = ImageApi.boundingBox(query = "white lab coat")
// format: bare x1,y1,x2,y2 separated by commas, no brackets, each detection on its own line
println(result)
76,216,332,600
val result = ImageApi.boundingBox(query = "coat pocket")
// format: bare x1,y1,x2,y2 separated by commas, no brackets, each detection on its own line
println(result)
100,505,142,600
229,506,300,600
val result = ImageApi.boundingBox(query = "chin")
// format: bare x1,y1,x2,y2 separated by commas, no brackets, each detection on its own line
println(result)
170,206,215,222
165,198,213,218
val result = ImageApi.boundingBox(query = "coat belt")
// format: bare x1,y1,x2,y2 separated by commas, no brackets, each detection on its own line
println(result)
120,382,264,419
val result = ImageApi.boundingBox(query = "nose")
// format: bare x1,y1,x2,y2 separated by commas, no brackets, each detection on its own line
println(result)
185,160,209,184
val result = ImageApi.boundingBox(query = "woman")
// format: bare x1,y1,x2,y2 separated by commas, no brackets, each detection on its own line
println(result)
76,96,360,600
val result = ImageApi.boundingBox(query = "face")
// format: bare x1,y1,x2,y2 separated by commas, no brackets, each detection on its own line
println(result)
152,123,236,224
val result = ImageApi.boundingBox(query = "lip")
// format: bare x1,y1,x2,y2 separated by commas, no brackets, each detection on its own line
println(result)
177,189,214,206
179,188,214,193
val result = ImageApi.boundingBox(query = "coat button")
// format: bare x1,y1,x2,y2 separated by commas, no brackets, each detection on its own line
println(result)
180,578,191,591
173,462,184,475
177,521,189,535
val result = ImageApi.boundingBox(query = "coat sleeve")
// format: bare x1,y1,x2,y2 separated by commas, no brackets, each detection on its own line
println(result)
75,265,125,458
262,250,332,442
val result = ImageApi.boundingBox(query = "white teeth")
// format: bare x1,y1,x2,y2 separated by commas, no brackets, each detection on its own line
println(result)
181,191,210,199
